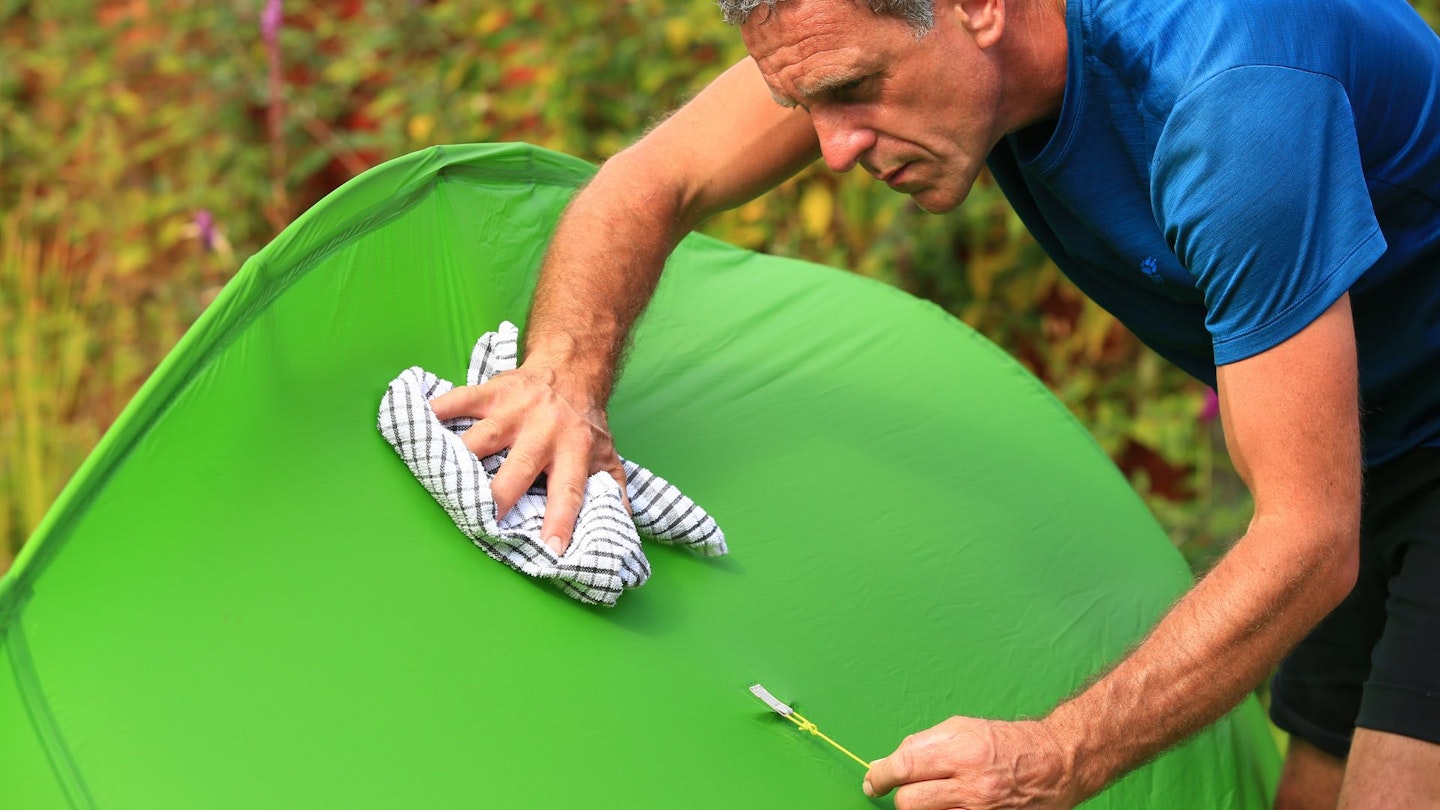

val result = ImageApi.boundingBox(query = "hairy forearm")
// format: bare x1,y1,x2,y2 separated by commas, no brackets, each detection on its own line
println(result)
451,58,812,547
1047,514,1358,798
522,148,695,410
1042,297,1363,801
520,58,817,413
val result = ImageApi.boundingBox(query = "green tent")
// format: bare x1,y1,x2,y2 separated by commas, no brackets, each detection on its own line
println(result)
0,144,1277,808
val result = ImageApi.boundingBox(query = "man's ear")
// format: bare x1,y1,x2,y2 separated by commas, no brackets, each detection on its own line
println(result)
951,0,1005,49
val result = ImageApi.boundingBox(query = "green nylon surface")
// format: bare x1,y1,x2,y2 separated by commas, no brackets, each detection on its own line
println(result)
0,143,1278,807
1,635,72,809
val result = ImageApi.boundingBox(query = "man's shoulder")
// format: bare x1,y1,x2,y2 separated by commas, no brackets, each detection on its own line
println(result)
1088,0,1371,44
1086,0,1381,92
1079,0,1440,148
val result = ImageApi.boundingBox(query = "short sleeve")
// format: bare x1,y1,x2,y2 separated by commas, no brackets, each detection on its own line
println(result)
1151,66,1386,365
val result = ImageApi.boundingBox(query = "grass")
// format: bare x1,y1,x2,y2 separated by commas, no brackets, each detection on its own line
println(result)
1,191,100,571
0,181,231,574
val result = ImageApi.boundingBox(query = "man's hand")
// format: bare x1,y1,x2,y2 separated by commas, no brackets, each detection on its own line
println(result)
429,363,628,555
863,716,1080,809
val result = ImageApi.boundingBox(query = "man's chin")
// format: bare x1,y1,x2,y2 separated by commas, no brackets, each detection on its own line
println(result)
909,186,965,214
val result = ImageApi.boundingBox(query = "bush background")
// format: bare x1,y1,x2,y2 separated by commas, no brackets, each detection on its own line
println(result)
4,0,1437,574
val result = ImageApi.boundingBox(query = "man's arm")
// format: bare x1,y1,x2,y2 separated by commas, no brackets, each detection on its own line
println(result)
864,294,1362,808
431,57,820,551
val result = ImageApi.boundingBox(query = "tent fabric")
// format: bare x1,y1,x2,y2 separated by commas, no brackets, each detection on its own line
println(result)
0,143,1278,808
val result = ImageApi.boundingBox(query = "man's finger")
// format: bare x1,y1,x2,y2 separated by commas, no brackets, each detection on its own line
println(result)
461,419,508,460
864,741,948,799
864,751,908,799
539,453,588,555
890,778,962,810
429,383,495,421
605,458,631,516
491,443,546,527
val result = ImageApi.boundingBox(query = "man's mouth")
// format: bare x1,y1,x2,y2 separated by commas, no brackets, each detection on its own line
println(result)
881,163,911,189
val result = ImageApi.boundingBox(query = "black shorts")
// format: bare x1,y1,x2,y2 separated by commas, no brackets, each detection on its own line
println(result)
1269,447,1440,758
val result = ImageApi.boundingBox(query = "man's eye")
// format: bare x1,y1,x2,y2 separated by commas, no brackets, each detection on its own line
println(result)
832,76,878,102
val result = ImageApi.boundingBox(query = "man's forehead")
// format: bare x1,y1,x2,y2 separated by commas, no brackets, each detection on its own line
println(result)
741,0,882,96
740,0,869,57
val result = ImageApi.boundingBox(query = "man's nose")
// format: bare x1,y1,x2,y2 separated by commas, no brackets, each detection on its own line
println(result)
811,108,876,173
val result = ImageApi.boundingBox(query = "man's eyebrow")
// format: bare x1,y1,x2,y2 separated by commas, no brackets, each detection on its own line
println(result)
801,70,870,96
768,69,873,108
769,89,801,109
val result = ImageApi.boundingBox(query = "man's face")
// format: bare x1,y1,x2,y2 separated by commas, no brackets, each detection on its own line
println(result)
742,0,1004,213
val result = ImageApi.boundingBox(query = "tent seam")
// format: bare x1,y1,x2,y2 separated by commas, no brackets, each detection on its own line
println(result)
8,615,96,809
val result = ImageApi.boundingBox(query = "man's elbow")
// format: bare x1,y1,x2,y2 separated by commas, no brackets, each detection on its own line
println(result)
1318,522,1361,610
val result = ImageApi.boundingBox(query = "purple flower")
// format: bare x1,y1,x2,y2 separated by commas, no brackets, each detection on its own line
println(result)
1199,387,1220,422
261,0,282,48
195,209,217,252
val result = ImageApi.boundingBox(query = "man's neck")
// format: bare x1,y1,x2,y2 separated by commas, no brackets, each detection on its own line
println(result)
997,0,1070,134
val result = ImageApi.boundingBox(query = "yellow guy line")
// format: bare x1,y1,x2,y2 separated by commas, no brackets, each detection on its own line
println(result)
748,683,870,770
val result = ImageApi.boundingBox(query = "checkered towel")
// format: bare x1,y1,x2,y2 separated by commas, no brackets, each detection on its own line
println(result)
377,322,727,606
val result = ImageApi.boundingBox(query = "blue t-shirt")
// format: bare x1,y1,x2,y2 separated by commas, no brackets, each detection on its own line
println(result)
987,0,1440,465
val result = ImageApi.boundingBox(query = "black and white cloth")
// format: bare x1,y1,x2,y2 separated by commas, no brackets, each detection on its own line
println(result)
377,321,727,606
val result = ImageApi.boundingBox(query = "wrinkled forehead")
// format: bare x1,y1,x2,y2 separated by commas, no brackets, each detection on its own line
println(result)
740,0,892,93
740,0,862,55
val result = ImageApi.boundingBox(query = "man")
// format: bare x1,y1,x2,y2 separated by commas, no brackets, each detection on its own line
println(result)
430,0,1440,806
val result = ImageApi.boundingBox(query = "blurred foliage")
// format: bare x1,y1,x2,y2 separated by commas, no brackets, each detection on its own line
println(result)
3,0,1437,572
